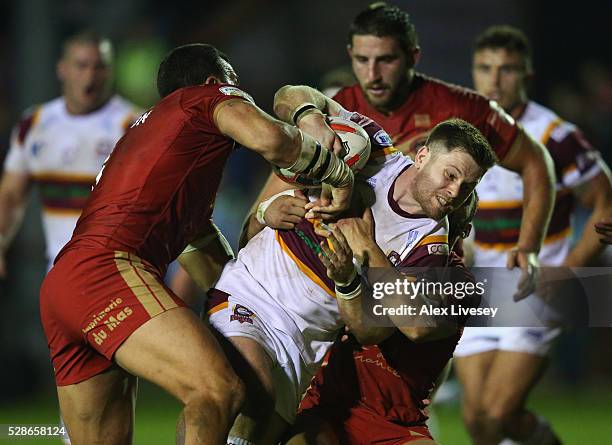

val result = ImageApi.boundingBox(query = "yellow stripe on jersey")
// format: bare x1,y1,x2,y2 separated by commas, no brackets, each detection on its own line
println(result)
478,199,523,210
415,234,448,247
207,301,229,315
540,118,563,145
371,146,399,158
31,172,97,183
275,231,335,298
42,207,83,216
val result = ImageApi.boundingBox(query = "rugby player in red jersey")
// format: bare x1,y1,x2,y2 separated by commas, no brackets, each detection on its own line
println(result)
326,2,557,300
39,43,354,445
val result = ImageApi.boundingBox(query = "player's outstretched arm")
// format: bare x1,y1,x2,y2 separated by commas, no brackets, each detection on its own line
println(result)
214,98,354,220
0,171,30,279
498,129,556,300
564,166,612,266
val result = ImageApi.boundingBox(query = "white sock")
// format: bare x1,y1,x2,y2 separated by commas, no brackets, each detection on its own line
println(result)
499,439,518,445
227,436,256,445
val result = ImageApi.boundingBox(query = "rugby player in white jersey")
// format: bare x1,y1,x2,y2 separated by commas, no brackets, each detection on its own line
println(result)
454,26,612,445
0,31,141,276
206,85,497,445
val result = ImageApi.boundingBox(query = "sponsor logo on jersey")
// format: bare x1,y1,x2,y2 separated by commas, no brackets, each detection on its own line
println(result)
230,304,255,324
405,230,420,249
427,243,449,255
219,86,255,104
31,141,44,156
373,129,392,147
414,114,431,128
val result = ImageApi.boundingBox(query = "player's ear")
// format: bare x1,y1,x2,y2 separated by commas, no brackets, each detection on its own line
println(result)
414,145,429,168
346,44,353,59
204,75,220,85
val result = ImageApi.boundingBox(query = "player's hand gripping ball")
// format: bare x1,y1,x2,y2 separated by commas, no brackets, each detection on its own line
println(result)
275,116,371,187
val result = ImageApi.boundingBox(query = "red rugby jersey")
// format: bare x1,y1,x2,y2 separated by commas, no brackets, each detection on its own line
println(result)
333,73,518,161
60,84,250,273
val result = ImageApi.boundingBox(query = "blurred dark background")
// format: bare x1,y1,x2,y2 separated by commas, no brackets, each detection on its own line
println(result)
0,0,611,409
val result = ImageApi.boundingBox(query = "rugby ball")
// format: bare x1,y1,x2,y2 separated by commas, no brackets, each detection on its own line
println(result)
275,116,371,187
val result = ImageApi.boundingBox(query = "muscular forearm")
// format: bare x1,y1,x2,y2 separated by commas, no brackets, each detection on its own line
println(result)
273,85,338,124
564,174,612,266
506,133,556,252
0,190,27,252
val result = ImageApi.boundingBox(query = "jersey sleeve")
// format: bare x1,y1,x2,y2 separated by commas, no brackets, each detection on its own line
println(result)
190,84,256,133
546,122,603,189
3,107,39,174
451,91,518,161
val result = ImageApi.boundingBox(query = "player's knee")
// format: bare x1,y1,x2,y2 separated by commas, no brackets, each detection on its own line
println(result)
185,371,245,417
480,401,516,432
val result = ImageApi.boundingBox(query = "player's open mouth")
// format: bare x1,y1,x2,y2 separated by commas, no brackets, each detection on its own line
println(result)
367,86,387,96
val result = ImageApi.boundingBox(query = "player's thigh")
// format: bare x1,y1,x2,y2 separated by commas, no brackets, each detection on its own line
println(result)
114,306,242,403
481,350,547,414
57,366,136,445
454,350,496,408
224,335,276,396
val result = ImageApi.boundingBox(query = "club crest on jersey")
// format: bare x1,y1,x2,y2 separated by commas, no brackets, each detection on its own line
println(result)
219,86,254,104
230,304,255,324
414,114,431,128
387,250,401,266
373,129,392,147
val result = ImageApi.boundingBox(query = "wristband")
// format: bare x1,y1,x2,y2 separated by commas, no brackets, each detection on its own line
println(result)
335,268,362,300
292,103,318,125
256,189,297,225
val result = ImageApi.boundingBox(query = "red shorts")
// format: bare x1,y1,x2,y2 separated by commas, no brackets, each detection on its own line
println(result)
297,405,433,445
40,248,186,386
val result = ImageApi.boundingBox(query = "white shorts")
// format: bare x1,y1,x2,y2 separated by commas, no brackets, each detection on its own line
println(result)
454,326,561,357
209,298,318,424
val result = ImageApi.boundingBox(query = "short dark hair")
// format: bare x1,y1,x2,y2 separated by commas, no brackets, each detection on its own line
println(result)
474,25,532,71
448,191,479,241
157,43,231,98
61,30,113,61
426,118,498,171
349,2,418,54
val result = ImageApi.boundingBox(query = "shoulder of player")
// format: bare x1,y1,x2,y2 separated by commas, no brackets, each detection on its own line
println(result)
416,73,486,105
332,83,360,105
13,102,47,146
